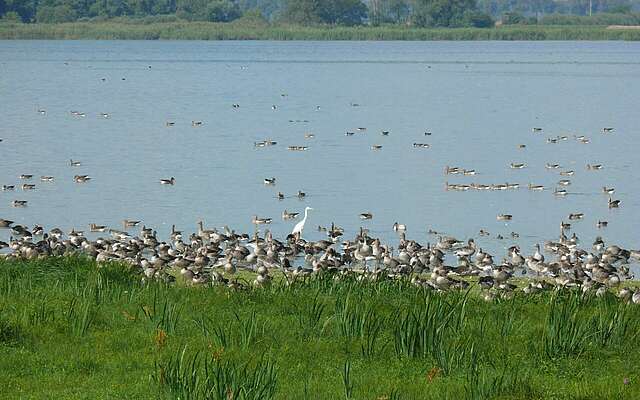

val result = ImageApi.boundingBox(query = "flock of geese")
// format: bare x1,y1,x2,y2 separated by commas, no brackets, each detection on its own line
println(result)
0,217,639,303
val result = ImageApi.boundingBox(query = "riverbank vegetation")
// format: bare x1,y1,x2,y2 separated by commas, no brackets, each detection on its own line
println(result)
2,0,640,39
1,256,639,398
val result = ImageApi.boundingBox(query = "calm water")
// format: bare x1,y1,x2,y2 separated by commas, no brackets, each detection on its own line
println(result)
1,40,640,259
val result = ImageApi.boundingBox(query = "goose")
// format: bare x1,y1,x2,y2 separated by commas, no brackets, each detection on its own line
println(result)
557,179,571,186
554,188,568,196
70,159,81,166
528,184,545,191
345,131,355,136
196,221,215,239
282,210,299,220
602,187,615,194
371,145,382,150
578,137,590,144
561,221,571,230
40,176,54,182
559,170,574,176
463,169,476,176
123,219,141,228
277,192,284,200
546,163,561,169
304,133,315,139
252,216,272,225
160,177,175,185
37,108,46,115
73,175,91,183
21,184,36,190
602,127,614,133
587,164,603,170
271,105,277,110
424,131,433,136
0,219,14,227
191,121,203,127
532,127,543,133
12,200,28,207
393,222,406,231
297,190,306,199
19,174,33,179
263,177,276,185
2,185,15,191
596,220,608,228
510,163,526,169
608,197,621,208
89,223,107,232
99,113,110,119
359,212,373,220
413,143,430,148
497,214,513,221
357,127,366,131
381,131,390,136
568,213,584,220
165,121,175,127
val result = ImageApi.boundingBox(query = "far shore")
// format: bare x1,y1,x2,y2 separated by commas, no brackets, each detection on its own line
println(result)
2,22,640,41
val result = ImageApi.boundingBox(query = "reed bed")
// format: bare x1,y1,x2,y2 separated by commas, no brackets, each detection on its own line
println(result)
2,21,640,41
0,256,639,398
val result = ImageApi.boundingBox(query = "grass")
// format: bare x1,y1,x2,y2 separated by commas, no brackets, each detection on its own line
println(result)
0,256,639,399
2,21,640,40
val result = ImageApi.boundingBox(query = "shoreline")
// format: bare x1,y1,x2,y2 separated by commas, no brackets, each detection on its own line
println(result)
2,22,640,41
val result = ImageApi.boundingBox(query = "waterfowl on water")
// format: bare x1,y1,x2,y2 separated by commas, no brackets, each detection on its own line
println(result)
371,145,383,150
252,216,272,225
597,220,608,228
528,184,545,191
264,177,276,185
532,127,543,133
73,175,91,183
554,188,568,196
608,197,621,208
282,210,299,220
497,214,513,221
304,133,315,139
359,212,373,220
277,192,284,200
123,219,141,228
40,176,54,182
0,219,14,227
393,222,406,231
510,163,526,169
602,187,615,194
100,113,110,119
12,200,28,207
413,143,430,148
191,121,203,127
70,159,81,166
297,191,306,199
557,179,571,186
568,213,584,220
165,121,175,127
560,170,574,176
587,164,603,170
602,127,614,133
546,163,561,169
21,184,36,190
19,174,33,180
381,131,390,136
89,223,107,232
160,177,175,185
2,185,15,191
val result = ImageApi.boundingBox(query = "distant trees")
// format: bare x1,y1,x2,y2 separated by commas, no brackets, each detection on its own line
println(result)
412,0,479,27
281,0,367,25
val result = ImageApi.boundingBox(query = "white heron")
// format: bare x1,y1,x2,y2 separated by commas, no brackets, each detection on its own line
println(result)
292,207,313,236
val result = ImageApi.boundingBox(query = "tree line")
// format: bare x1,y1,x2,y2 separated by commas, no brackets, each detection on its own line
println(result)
1,0,638,26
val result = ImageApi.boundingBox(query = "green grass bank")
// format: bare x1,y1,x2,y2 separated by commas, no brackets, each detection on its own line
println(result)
2,22,640,40
0,256,639,399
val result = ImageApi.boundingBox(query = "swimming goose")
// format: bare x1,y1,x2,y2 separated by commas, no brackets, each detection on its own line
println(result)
297,190,306,199
19,174,33,179
40,176,54,182
393,222,406,231
73,175,91,183
597,220,608,228
21,184,36,190
554,188,568,196
602,187,615,194
165,121,175,127
532,127,543,133
413,143,430,148
557,179,571,186
70,159,81,166
0,219,13,227
89,223,107,232
546,163,561,169
510,163,526,169
304,133,315,139
191,121,203,127
568,213,584,220
528,184,545,191
160,177,175,185
2,185,15,191
252,216,272,225
359,212,373,220
587,164,603,170
277,192,284,200
497,214,513,221
12,200,28,207
282,210,299,220
100,113,110,119
345,131,355,136
264,177,276,185
602,127,614,133
381,131,390,136
559,170,574,176
608,197,621,208
37,108,46,115
123,219,141,228
371,145,382,150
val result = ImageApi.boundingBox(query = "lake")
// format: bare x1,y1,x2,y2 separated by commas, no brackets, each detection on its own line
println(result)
1,40,639,262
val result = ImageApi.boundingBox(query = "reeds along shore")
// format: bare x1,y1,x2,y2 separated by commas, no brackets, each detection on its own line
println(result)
2,22,640,40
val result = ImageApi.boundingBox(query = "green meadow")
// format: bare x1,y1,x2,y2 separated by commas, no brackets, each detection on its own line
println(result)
1,256,639,399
